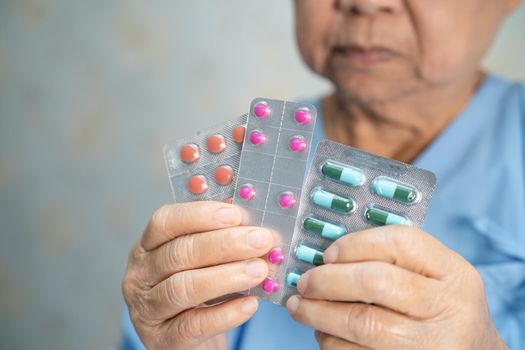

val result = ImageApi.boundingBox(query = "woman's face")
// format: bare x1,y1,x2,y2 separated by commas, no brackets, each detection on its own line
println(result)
294,0,519,103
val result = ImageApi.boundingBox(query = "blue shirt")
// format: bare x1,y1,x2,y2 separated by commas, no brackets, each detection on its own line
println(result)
121,75,525,350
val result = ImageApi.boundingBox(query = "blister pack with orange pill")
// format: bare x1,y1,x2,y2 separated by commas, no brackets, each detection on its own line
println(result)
163,114,247,203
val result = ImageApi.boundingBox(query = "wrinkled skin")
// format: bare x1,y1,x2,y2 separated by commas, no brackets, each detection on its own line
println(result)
286,225,507,349
122,202,274,349
286,1,520,348
295,0,521,163
294,0,519,104
123,0,521,348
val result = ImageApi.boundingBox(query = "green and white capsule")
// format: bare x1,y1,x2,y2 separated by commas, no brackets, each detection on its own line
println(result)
303,217,346,240
286,271,302,288
311,188,355,213
365,207,409,226
321,160,365,187
295,244,324,266
372,177,419,204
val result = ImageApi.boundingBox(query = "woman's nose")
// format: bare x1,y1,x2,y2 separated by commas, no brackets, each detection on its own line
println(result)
336,0,401,15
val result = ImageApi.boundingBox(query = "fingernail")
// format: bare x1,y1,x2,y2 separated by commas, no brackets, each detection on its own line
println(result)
286,295,300,315
240,298,258,314
247,229,271,249
245,260,267,278
297,273,309,294
216,207,239,225
323,245,338,263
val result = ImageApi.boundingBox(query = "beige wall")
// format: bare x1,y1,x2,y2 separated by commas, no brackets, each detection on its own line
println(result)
0,1,524,349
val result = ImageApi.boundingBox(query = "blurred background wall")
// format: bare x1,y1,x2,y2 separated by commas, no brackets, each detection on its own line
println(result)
0,1,524,349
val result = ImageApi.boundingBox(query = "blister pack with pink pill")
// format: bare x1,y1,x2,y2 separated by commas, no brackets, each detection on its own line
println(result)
232,98,317,302
280,140,437,305
163,114,247,204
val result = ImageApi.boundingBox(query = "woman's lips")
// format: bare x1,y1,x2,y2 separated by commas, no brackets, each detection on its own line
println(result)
333,45,395,67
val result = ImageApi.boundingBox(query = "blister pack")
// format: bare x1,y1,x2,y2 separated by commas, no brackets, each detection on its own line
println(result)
280,140,437,305
233,98,317,302
163,114,247,203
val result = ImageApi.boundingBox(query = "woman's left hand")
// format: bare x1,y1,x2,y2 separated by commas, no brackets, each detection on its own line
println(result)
286,225,507,350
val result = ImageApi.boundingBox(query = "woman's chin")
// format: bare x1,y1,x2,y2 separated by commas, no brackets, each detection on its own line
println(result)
332,74,422,105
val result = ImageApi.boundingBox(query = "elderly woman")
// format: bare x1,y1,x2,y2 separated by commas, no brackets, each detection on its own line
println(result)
121,0,525,349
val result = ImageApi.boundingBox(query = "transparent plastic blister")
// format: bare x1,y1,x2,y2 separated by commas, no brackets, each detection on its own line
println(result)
163,114,247,203
279,140,437,305
233,98,317,302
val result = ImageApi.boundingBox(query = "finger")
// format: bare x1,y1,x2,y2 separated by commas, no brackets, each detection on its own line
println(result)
287,296,419,349
323,225,461,279
298,262,444,319
142,202,247,251
316,331,372,350
144,226,273,286
146,258,268,320
163,296,258,349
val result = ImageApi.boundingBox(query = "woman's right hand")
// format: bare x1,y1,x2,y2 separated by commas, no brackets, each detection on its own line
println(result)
122,201,273,350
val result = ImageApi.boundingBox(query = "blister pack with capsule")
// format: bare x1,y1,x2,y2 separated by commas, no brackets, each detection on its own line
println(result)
163,114,247,204
280,140,437,305
233,98,317,302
